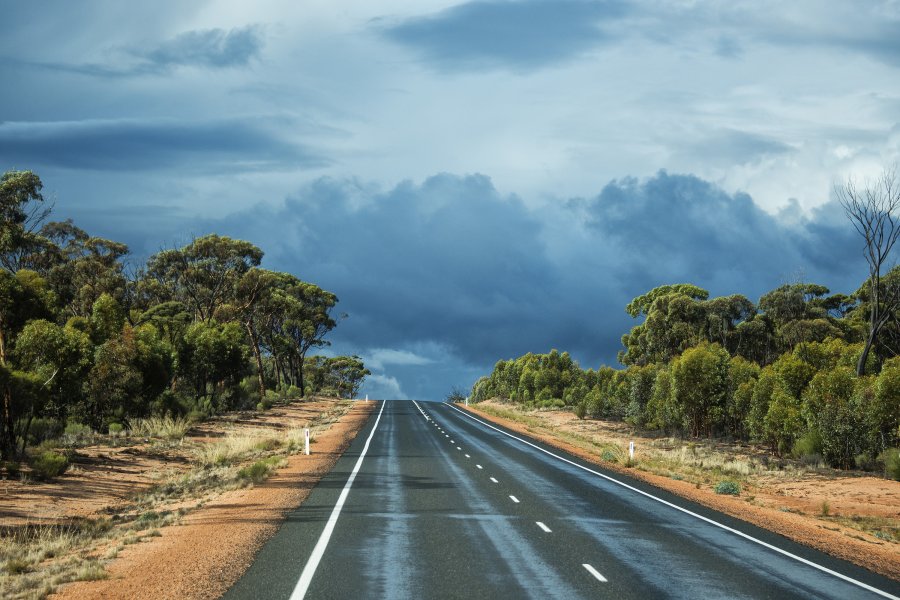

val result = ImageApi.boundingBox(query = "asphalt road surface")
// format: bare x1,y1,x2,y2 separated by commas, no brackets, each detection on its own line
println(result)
224,400,900,600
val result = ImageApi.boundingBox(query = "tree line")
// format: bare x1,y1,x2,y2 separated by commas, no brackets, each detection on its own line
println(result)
0,170,369,461
471,281,900,472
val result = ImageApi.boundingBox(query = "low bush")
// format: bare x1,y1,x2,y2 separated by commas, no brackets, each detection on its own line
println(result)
132,415,190,440
237,456,283,484
2,460,20,478
880,448,900,481
108,423,125,437
574,402,587,420
256,399,272,412
714,480,740,496
62,422,93,446
26,417,64,446
31,451,69,480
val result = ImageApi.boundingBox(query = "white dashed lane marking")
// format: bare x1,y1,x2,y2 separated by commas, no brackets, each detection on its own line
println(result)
583,564,607,583
536,522,552,533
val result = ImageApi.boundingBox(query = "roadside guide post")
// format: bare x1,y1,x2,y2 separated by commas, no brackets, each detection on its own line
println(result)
305,428,310,455
465,396,469,407
629,441,634,461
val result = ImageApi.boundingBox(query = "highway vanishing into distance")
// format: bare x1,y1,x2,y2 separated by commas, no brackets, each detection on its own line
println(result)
225,400,900,600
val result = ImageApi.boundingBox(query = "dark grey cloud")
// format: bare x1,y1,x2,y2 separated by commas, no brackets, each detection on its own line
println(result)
0,118,327,172
140,26,263,69
180,170,866,399
683,129,793,167
4,26,264,78
380,0,627,72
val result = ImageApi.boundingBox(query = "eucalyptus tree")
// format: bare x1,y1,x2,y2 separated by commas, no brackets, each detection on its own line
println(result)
144,234,263,323
837,168,900,375
41,220,129,317
0,170,51,273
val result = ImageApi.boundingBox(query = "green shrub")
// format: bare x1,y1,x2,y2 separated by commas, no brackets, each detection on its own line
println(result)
62,422,93,446
2,460,20,478
880,448,900,481
237,457,283,484
256,399,272,411
574,402,587,420
26,417,64,446
791,430,823,458
31,451,69,480
108,422,125,436
714,480,740,496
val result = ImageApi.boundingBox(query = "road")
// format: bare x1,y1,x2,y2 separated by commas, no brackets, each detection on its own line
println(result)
224,400,900,600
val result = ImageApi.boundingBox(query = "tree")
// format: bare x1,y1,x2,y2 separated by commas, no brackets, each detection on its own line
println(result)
836,168,900,375
671,342,729,437
0,170,51,273
144,234,263,323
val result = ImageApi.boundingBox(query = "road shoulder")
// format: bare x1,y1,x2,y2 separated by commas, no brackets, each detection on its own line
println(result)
53,401,375,600
458,402,900,581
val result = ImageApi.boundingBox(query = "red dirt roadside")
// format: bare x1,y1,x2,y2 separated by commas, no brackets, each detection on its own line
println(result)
52,400,374,600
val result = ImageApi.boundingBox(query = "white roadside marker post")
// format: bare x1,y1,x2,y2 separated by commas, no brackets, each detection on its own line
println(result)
629,441,634,461
305,428,310,455
365,394,369,403
465,396,469,407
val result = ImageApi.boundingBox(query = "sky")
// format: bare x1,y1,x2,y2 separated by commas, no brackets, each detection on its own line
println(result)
2,0,899,400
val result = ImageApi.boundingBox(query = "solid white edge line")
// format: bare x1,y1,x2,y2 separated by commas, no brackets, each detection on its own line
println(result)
536,521,552,533
446,404,899,600
289,400,386,600
583,563,607,583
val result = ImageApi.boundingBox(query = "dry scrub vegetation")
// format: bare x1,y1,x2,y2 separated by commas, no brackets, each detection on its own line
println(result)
0,398,354,600
472,400,900,546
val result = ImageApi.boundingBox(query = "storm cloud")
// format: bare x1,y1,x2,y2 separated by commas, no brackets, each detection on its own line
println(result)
185,170,865,399
0,118,326,172
381,0,627,72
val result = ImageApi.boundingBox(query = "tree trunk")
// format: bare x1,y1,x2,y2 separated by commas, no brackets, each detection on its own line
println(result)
0,324,13,460
244,320,266,398
858,330,875,376
298,354,306,397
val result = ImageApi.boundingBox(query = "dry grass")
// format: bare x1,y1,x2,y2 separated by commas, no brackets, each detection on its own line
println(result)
193,430,283,466
131,416,192,440
0,399,359,598
0,522,112,599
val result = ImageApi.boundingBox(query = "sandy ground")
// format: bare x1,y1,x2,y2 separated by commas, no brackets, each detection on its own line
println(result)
0,398,374,600
52,400,374,600
462,401,900,581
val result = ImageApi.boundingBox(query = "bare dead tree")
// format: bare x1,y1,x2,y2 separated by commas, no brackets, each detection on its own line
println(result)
836,167,900,375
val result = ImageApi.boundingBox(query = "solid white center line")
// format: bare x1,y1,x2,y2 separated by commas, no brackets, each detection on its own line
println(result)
490,477,498,483
583,564,607,583
509,495,519,503
536,522,552,533
476,464,483,469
